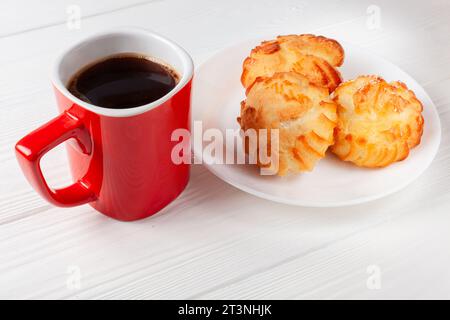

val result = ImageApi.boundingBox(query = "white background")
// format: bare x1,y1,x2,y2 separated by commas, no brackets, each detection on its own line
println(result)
1,0,449,299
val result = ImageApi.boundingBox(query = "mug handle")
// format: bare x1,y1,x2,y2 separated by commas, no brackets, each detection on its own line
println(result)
15,109,97,207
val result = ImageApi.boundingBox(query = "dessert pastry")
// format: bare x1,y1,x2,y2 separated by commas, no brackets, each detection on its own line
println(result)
332,75,424,167
241,34,344,92
238,72,338,175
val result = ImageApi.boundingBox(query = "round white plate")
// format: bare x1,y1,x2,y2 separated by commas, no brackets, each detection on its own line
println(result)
192,38,441,207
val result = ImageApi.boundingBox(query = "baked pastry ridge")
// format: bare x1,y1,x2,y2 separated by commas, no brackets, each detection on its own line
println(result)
238,72,338,175
241,34,344,92
332,75,424,167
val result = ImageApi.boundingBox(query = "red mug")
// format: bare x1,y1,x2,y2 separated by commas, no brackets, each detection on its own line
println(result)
15,28,194,221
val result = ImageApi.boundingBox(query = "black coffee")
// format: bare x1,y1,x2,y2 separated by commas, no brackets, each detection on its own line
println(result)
68,53,179,109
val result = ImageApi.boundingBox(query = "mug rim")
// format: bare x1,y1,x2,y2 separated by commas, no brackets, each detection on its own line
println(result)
51,27,194,118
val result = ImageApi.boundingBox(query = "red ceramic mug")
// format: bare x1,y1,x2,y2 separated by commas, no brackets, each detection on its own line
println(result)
15,28,194,221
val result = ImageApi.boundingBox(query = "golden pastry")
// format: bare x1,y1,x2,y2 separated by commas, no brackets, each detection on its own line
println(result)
332,75,424,167
238,72,338,175
241,34,344,92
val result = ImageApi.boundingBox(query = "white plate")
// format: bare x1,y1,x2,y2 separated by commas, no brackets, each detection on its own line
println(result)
192,38,441,207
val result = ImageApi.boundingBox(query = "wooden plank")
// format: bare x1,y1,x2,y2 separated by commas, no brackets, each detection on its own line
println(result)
0,0,157,37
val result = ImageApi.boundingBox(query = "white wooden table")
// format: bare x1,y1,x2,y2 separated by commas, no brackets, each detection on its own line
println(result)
1,0,450,299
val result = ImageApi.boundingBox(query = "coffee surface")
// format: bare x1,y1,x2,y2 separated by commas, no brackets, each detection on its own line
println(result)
68,54,179,109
